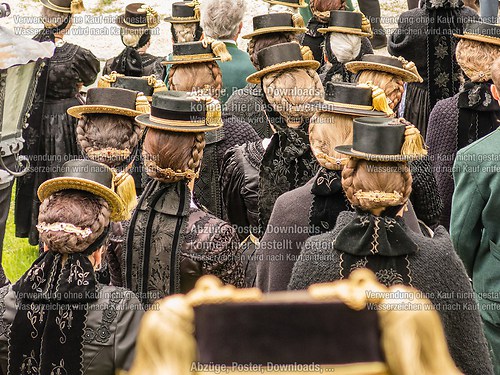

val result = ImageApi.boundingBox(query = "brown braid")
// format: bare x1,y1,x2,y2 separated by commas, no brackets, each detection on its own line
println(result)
341,158,412,211
168,62,223,99
263,67,324,127
310,0,345,22
38,190,111,254
76,114,142,168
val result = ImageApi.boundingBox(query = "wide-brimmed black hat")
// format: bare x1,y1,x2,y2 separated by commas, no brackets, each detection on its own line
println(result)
164,1,200,23
346,54,423,83
98,72,167,101
246,42,320,84
116,3,160,29
318,10,372,37
162,40,232,65
263,0,308,8
39,0,84,14
242,13,307,39
38,160,126,221
68,88,148,118
454,21,500,46
311,82,389,117
135,91,223,132
335,117,427,161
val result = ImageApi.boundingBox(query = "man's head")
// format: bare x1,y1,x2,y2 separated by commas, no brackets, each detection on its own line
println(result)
200,0,246,40
491,57,500,101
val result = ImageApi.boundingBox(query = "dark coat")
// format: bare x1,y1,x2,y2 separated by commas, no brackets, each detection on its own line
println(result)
103,52,165,79
289,210,494,375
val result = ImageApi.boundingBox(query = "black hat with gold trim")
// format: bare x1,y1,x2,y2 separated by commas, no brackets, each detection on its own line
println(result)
162,39,232,65
246,42,320,84
242,12,307,39
318,10,372,37
116,3,160,29
164,0,201,23
454,21,500,46
310,82,393,117
38,159,126,221
263,0,309,8
67,88,150,118
335,117,427,162
40,0,84,14
98,72,167,102
135,91,223,133
346,54,423,83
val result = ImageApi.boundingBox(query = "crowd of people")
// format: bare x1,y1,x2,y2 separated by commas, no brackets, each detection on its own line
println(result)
0,0,500,373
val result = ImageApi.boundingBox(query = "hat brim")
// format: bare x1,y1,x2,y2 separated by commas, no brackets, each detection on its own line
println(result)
67,105,143,119
135,113,223,133
40,0,71,13
242,27,307,39
115,14,153,30
310,102,388,117
246,60,320,84
335,145,419,162
264,0,309,8
345,61,422,83
318,27,371,37
453,32,500,47
164,16,200,24
37,177,126,221
161,56,221,65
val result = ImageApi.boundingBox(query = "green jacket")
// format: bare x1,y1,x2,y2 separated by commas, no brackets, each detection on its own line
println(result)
218,42,256,104
451,128,500,305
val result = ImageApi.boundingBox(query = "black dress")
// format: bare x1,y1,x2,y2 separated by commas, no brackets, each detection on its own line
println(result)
103,52,165,79
15,42,100,245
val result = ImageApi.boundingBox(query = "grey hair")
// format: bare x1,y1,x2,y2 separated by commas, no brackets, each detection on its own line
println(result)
328,32,362,63
200,0,246,39
121,28,144,47
40,6,69,28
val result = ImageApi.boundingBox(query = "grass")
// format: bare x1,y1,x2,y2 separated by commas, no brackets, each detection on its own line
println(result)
3,185,38,282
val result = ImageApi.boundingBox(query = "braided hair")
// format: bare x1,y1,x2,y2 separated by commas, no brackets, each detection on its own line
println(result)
76,114,143,168
171,23,203,43
357,71,405,111
341,158,412,211
167,62,223,99
262,67,324,127
38,190,111,254
456,39,500,82
310,0,346,23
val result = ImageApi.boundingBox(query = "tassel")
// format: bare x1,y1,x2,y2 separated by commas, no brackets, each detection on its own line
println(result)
114,172,137,220
292,13,305,29
148,75,167,93
205,98,223,128
139,4,160,28
361,82,394,116
398,56,424,83
187,0,201,20
360,13,373,37
98,71,121,88
135,92,151,113
300,45,315,61
70,0,84,14
210,40,232,62
401,124,428,157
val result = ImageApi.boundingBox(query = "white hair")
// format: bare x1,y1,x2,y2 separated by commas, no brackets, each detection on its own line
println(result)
172,23,198,43
121,28,144,47
200,0,246,39
267,4,299,14
328,32,362,63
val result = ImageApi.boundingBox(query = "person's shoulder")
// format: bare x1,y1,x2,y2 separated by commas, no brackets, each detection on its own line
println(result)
458,129,500,159
397,7,427,21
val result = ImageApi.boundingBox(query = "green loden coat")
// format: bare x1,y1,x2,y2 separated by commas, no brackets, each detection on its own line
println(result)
450,128,500,374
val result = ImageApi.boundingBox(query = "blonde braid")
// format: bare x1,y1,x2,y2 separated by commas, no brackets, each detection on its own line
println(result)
187,133,206,173
341,157,360,207
168,65,179,90
76,117,91,153
206,61,223,98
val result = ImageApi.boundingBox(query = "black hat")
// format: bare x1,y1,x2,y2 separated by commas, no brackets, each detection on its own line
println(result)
98,72,167,101
346,54,423,83
311,82,390,117
68,87,149,118
38,160,126,221
39,0,84,14
263,0,308,8
335,117,427,161
116,3,160,29
318,10,372,37
135,91,223,132
164,1,200,23
242,13,307,39
246,42,320,84
454,21,500,46
162,40,232,65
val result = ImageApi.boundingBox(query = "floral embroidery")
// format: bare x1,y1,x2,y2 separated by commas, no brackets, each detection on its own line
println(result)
26,262,46,292
50,359,67,375
68,260,90,287
435,72,450,89
376,269,404,287
55,308,73,344
434,43,448,59
20,350,40,375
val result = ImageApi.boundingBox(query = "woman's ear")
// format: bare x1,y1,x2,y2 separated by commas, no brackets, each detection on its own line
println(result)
491,84,500,102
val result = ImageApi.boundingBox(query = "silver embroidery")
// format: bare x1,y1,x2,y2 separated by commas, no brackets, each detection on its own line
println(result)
55,308,73,344
68,260,90,287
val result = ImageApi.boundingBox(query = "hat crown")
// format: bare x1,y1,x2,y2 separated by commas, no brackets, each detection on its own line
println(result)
327,10,363,29
257,42,303,71
360,54,404,69
171,1,196,17
252,12,294,30
122,3,149,26
58,160,114,189
464,21,500,39
110,76,154,96
172,41,213,58
86,88,138,111
352,117,405,156
324,82,373,107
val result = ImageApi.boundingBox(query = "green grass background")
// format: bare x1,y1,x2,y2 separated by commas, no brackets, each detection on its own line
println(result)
3,186,38,282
